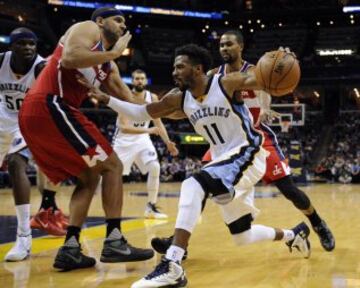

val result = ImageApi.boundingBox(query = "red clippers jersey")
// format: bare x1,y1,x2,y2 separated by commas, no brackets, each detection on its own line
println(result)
28,41,111,108
217,62,261,126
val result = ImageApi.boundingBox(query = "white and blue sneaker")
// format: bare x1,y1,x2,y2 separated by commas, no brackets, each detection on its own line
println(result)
131,258,187,288
286,222,311,259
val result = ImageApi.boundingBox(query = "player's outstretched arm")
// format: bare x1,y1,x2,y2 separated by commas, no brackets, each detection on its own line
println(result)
151,94,179,156
102,62,134,102
220,69,263,97
61,21,131,69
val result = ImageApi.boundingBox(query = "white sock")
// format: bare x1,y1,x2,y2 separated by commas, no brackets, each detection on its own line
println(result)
165,245,185,263
146,161,160,204
282,229,295,242
15,204,31,236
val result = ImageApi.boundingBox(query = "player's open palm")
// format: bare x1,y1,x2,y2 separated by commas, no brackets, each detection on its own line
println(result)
112,31,132,58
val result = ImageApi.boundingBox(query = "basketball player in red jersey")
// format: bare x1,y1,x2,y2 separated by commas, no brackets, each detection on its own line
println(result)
151,30,335,258
19,7,153,271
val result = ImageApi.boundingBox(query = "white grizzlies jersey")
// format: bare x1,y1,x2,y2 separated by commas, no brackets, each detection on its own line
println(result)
114,90,153,146
0,51,44,129
183,74,262,160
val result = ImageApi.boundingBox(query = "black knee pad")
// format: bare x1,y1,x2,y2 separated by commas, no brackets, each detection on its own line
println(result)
275,176,311,210
226,213,253,235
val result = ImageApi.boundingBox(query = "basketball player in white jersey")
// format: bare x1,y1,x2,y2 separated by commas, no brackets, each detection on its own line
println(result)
80,44,311,288
206,30,334,251
0,28,65,262
150,30,335,259
113,69,178,219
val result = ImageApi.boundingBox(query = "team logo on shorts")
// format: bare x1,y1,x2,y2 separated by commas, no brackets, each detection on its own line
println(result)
273,164,283,176
12,138,23,146
82,145,108,167
148,151,156,157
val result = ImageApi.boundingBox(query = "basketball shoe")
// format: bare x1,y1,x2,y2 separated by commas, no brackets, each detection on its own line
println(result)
144,202,168,219
313,220,335,251
53,209,69,229
100,236,154,263
286,222,311,259
53,244,96,271
4,234,31,262
30,208,66,236
131,257,187,288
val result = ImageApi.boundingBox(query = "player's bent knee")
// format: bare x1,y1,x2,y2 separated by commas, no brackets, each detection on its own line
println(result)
176,177,205,233
227,213,253,245
146,160,160,177
7,153,27,175
100,151,123,173
179,177,206,208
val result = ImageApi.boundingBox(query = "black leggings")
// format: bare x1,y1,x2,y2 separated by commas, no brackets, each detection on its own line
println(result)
275,175,311,210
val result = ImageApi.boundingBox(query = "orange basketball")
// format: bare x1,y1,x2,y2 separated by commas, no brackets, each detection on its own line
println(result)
254,50,300,96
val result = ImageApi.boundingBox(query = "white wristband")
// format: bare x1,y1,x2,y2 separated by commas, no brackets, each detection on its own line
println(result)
107,97,153,121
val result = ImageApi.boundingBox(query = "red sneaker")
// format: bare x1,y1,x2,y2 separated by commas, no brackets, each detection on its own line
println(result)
53,209,69,229
30,208,48,230
31,208,66,236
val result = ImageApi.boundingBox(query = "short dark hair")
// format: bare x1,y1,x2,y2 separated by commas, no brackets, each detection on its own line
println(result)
132,69,146,78
91,7,124,22
223,30,244,44
175,44,213,73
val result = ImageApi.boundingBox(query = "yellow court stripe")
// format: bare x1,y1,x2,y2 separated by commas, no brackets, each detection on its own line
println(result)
0,218,172,260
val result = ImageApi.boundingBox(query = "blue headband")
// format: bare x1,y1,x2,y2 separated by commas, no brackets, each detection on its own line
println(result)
10,31,38,44
91,9,124,22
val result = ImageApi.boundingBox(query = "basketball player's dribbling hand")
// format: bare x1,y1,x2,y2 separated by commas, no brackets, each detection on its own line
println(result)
279,46,297,58
255,109,281,126
111,31,132,58
166,141,179,157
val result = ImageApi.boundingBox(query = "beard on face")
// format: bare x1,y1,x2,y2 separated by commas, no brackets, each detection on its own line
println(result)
223,54,236,64
134,85,144,92
103,26,119,46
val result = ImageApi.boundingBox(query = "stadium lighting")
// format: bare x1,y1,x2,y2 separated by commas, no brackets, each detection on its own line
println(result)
261,24,265,29
350,14,354,18
278,22,282,27
330,20,334,25
354,88,360,98
239,25,243,29
205,25,209,29
224,21,229,25
351,19,355,24
250,28,254,33
314,91,320,98
317,21,321,26
343,6,360,13
0,35,10,44
47,0,223,19
316,49,355,56
257,19,261,24
248,20,252,24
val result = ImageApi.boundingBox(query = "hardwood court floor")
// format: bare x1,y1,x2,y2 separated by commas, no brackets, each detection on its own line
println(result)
0,183,359,288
